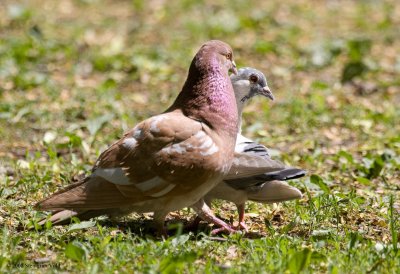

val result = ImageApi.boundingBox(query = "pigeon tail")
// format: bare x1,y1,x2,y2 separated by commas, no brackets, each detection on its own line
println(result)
225,167,306,190
247,181,303,203
37,209,121,226
257,168,306,181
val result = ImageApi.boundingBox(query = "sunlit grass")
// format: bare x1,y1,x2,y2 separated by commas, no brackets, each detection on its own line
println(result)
1,0,399,272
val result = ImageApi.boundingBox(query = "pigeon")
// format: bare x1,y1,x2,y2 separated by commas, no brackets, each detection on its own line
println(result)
35,40,275,235
191,68,305,232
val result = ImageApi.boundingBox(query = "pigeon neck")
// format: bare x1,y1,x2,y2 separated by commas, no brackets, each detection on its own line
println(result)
233,84,247,134
169,57,238,138
235,99,245,134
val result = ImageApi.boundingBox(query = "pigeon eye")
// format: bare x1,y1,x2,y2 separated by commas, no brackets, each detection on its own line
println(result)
226,53,232,60
249,75,258,83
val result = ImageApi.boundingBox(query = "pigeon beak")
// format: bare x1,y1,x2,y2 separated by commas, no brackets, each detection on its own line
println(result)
259,85,275,101
230,60,238,75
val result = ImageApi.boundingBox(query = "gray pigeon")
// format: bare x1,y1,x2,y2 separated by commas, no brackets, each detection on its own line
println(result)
198,67,305,232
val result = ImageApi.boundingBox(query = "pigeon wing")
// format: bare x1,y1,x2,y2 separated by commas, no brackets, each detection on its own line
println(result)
36,110,228,211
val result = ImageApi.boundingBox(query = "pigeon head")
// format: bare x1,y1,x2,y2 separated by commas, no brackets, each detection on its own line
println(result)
196,40,238,75
231,67,274,107
169,40,239,139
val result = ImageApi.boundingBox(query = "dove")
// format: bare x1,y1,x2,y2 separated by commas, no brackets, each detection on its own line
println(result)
35,40,268,235
191,68,305,232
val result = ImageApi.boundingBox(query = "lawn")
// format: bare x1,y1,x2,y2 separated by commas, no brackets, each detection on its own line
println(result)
0,0,399,272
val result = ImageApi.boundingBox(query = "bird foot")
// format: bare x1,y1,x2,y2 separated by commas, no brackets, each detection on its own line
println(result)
235,204,248,232
187,216,237,234
210,224,237,235
236,221,249,233
192,199,238,235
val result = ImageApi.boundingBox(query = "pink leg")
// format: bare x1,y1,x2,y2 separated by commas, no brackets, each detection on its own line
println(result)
237,204,249,232
191,199,236,234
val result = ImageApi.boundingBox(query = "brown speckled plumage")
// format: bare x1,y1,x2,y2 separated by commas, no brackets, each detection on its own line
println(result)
35,40,240,234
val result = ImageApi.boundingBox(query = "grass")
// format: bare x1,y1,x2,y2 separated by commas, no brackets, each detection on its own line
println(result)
1,0,399,272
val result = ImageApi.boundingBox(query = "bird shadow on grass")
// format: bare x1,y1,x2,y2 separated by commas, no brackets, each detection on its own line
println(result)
95,218,266,241
25,214,266,241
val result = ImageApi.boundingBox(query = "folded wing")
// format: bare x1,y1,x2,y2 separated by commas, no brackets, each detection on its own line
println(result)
36,110,228,212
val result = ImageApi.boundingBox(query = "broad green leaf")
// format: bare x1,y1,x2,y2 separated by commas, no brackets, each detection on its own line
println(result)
347,38,372,62
310,175,330,194
67,220,96,233
65,132,82,148
288,248,312,274
356,177,371,186
338,150,354,163
65,242,87,262
341,61,367,83
368,157,384,179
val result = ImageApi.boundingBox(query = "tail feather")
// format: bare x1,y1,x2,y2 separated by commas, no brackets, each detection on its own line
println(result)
257,168,306,181
247,181,302,203
35,176,138,211
225,167,306,190
35,178,89,210
38,210,79,226
38,209,120,226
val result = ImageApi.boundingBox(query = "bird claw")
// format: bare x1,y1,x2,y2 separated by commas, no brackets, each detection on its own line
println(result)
210,224,237,235
192,199,239,235
236,221,249,233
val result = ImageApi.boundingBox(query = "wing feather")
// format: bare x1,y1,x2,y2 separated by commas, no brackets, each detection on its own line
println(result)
36,110,231,211
224,152,285,180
